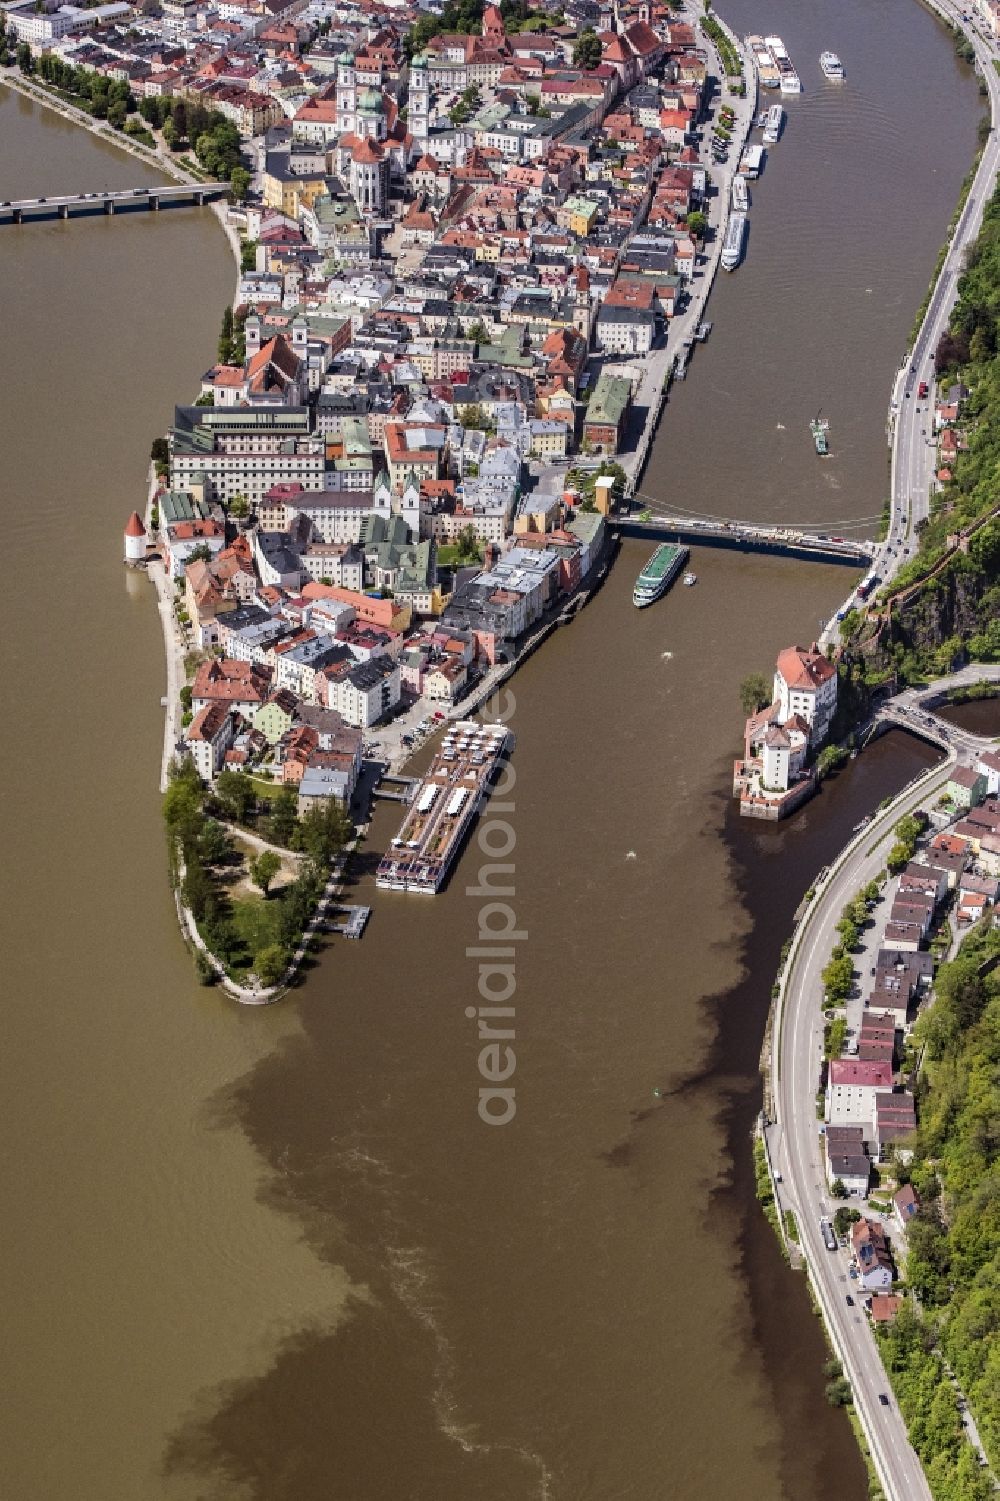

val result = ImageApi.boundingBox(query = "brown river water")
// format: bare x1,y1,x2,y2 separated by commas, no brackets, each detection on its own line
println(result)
0,1,979,1493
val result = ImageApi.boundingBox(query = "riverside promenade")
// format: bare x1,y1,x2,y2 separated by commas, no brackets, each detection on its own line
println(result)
618,16,757,496
0,66,202,184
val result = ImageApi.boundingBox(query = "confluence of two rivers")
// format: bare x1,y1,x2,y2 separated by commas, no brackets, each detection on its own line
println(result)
0,1,982,1495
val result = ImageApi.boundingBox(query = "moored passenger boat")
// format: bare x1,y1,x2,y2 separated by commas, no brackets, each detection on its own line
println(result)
762,104,784,143
633,543,689,607
721,211,747,270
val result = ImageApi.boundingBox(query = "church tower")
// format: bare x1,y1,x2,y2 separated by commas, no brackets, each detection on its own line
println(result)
573,264,592,345
408,55,430,150
337,51,356,133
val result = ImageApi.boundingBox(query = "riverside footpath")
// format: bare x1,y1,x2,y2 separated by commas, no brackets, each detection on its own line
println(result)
619,16,757,496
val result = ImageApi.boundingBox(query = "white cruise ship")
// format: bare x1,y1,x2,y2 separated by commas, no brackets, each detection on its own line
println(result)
820,50,845,79
762,103,784,143
731,174,749,213
746,33,780,88
765,34,802,93
721,212,746,271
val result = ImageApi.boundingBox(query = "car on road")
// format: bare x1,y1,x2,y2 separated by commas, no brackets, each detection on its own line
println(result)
879,1393,890,1407
846,1295,855,1306
918,380,929,397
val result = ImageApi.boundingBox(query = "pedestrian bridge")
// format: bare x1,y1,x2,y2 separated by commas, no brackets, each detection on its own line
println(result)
0,182,230,224
614,509,875,567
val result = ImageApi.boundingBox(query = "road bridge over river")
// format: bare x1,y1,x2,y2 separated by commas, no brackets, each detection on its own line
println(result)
615,499,876,567
0,183,229,224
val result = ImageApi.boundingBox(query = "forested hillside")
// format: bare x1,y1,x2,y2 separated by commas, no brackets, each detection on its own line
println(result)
842,185,1000,686
877,921,1000,1501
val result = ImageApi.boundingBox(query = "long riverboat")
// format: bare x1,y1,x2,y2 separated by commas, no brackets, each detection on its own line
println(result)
765,34,802,93
731,174,749,212
632,543,689,607
376,721,513,894
746,33,781,88
820,50,845,79
721,212,747,271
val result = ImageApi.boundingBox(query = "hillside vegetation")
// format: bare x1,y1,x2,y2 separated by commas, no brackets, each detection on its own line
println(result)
842,184,1000,688
877,921,1000,1501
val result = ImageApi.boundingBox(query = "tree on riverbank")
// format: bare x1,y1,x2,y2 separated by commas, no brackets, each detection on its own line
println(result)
685,210,707,242
254,945,286,987
218,306,236,364
162,759,348,987
739,672,771,716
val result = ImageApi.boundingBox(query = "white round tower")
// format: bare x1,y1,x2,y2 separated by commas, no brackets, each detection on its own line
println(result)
124,510,147,563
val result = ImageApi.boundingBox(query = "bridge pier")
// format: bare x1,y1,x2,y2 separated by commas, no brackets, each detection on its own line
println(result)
195,190,206,206
12,208,22,225
149,193,160,211
58,203,69,220
103,198,114,215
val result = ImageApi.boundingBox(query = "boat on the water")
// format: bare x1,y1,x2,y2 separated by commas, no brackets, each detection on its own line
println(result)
746,33,781,88
693,321,712,341
810,414,830,456
765,34,802,93
633,543,689,607
762,103,784,143
721,212,747,271
820,50,844,79
731,174,749,212
740,144,765,179
683,572,697,587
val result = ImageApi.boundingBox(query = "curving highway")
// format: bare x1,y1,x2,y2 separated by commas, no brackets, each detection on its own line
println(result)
768,669,998,1501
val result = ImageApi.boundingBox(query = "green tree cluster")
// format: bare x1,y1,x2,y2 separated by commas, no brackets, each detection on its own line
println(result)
739,672,770,717
888,813,925,875
216,304,250,367
35,54,136,119
572,28,602,71
876,920,1000,1495
404,0,484,59
822,951,855,1006
163,758,348,984
841,182,1000,680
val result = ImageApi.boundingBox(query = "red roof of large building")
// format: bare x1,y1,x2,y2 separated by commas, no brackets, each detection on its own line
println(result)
776,644,837,692
829,1059,893,1089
